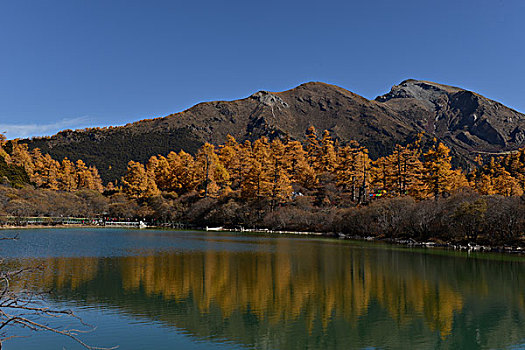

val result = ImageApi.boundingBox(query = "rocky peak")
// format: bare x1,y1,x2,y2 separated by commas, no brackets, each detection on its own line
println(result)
375,79,525,151
376,79,463,111
250,91,289,108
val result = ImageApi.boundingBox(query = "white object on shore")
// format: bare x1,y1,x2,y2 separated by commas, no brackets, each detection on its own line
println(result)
205,226,223,231
104,221,147,229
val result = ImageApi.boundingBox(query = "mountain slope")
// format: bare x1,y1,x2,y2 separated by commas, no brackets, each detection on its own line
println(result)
377,79,525,153
21,80,525,183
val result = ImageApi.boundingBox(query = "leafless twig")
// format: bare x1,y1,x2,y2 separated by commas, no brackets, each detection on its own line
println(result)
0,232,118,349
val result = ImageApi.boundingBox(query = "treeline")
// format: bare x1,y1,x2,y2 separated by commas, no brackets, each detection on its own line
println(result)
1,130,525,245
18,127,203,183
4,128,525,200
1,138,103,191
121,127,525,202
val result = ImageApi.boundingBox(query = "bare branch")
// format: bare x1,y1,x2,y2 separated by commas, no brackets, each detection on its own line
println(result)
0,234,19,241
0,232,118,349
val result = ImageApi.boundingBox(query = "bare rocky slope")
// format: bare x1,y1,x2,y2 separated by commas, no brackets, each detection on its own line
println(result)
21,80,525,183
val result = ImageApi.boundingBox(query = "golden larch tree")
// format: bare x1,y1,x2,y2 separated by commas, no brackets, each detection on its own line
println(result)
284,140,316,189
195,143,230,197
241,137,272,198
269,139,293,204
122,160,159,198
423,142,467,198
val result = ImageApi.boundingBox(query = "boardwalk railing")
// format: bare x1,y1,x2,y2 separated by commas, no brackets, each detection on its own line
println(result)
0,216,102,226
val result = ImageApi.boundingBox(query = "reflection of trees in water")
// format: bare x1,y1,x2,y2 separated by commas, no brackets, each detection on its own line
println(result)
12,242,525,349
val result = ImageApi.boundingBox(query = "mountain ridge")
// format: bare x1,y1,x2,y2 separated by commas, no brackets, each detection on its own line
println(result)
19,80,525,183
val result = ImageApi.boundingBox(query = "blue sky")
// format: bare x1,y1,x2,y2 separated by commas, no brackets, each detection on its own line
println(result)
0,0,524,139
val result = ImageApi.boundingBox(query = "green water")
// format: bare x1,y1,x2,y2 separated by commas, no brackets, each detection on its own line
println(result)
2,228,525,349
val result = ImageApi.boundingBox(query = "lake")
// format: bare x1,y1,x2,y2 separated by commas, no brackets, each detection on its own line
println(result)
1,228,525,349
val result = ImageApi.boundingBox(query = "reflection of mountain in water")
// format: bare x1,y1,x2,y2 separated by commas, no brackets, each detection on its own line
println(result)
15,241,525,349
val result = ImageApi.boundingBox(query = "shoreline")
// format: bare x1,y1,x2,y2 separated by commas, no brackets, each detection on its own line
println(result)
220,227,525,255
0,224,97,230
338,234,525,255
2,223,524,256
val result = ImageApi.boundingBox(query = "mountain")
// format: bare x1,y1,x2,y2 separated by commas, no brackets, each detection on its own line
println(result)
20,80,525,183
376,79,525,153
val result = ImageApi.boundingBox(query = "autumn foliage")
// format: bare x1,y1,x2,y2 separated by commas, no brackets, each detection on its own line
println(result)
120,129,523,202
1,140,103,192
2,131,525,244
2,129,525,203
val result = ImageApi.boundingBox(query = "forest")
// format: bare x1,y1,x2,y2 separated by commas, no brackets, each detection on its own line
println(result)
1,129,525,246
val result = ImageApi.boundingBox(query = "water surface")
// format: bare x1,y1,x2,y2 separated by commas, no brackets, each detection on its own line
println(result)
1,228,525,349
